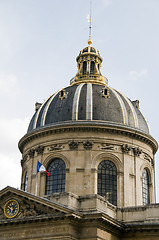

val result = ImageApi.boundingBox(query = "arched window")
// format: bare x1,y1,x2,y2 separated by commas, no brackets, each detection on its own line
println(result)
90,61,95,74
142,169,150,205
24,172,28,192
83,61,87,75
98,160,117,206
45,159,66,195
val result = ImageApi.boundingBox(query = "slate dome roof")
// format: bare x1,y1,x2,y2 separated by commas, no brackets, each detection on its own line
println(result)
27,39,150,135
27,83,149,135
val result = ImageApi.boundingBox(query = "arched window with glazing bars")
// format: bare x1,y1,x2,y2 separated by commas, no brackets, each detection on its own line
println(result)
45,159,66,195
142,168,150,205
24,172,28,192
98,160,117,206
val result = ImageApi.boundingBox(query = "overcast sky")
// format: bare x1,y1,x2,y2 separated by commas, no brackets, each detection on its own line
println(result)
0,0,159,202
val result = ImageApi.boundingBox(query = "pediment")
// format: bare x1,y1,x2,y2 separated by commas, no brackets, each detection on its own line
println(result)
0,186,74,223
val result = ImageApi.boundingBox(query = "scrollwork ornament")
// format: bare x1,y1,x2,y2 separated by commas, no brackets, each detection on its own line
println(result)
48,144,64,151
101,143,114,150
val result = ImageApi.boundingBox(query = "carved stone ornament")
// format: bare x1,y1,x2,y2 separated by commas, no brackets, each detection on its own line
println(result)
28,149,35,158
121,144,131,153
101,143,114,150
35,145,44,155
83,140,94,150
19,200,44,218
48,144,64,151
68,141,79,150
0,196,62,220
132,147,142,156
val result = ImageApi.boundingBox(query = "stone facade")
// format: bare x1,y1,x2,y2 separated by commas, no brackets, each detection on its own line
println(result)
19,123,156,208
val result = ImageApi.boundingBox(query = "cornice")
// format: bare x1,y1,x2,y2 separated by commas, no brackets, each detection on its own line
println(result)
18,122,158,154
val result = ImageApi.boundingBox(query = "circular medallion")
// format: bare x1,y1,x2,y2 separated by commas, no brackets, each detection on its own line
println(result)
4,199,19,218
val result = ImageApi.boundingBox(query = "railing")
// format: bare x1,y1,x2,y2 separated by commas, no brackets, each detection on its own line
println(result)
70,75,108,85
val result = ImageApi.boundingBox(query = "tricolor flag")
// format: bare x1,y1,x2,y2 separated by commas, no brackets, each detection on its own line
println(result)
37,161,50,176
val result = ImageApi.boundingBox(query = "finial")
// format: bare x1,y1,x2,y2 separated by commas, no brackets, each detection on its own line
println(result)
88,35,92,46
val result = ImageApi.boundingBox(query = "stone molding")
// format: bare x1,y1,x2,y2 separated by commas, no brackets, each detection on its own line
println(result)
18,124,158,154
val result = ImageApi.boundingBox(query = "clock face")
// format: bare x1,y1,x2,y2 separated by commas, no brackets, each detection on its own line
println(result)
4,200,19,218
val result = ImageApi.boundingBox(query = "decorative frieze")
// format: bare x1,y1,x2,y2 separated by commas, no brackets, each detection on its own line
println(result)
28,149,35,158
132,147,142,156
121,144,131,153
101,143,114,150
35,145,44,155
48,144,64,151
83,140,94,150
121,144,142,156
68,141,79,150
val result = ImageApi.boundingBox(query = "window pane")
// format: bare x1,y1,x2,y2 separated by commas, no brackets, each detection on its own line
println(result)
24,172,28,192
98,160,117,206
45,159,66,195
142,169,150,205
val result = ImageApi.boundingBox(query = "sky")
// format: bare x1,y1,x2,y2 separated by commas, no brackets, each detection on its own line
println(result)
0,0,159,202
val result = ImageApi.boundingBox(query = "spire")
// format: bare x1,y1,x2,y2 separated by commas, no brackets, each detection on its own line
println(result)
70,0,108,86
87,0,92,46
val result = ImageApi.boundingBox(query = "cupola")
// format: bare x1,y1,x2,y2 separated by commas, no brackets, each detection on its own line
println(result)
70,37,108,85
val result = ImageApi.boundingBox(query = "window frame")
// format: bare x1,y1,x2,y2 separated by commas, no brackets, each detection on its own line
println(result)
45,158,66,195
98,160,117,206
142,168,150,205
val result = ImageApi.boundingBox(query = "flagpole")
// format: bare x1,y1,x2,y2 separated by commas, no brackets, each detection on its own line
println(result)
35,172,38,196
35,159,38,196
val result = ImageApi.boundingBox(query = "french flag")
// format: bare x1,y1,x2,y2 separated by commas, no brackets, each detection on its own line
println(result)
37,161,50,176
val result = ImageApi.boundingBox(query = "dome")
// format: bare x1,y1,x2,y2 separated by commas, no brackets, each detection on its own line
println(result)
28,83,149,135
27,38,150,135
